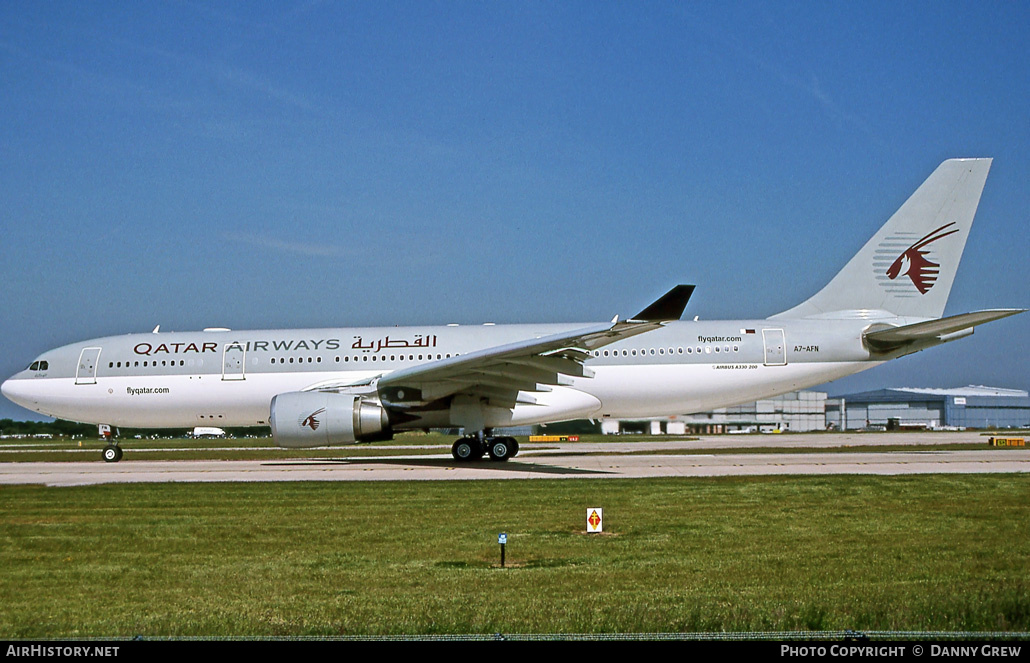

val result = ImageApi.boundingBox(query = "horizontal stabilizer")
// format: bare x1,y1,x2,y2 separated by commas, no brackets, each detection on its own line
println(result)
633,285,695,321
864,309,1026,351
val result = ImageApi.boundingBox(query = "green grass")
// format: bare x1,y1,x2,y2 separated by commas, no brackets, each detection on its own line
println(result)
1,475,1028,636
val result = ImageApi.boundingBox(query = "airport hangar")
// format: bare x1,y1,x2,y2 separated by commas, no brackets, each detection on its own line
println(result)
593,386,1030,434
825,386,1030,431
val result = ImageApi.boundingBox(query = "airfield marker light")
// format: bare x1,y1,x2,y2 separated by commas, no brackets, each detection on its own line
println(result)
498,532,507,568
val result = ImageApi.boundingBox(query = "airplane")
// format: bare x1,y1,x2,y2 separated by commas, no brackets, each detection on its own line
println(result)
2,158,1024,463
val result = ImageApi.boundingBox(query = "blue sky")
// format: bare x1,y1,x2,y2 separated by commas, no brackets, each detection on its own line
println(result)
2,1,1028,421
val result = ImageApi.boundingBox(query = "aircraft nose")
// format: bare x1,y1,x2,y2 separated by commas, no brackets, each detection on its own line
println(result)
2,377,34,409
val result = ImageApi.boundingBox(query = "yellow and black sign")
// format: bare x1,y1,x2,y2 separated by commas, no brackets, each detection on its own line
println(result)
989,437,1026,447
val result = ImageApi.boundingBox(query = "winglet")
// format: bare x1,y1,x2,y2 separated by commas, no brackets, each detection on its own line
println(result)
632,285,695,321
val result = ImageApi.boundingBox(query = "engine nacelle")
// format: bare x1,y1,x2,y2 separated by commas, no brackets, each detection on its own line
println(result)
270,391,390,448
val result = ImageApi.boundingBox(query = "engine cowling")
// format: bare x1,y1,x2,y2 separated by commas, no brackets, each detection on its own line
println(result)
270,391,390,448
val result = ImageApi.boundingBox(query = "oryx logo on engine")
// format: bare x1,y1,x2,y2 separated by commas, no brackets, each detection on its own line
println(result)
300,408,326,431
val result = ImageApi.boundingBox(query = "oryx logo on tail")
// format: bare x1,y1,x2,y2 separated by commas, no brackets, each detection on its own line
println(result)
885,222,960,294
301,408,326,431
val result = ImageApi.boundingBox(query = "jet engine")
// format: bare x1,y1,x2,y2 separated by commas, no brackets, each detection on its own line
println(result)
270,391,390,448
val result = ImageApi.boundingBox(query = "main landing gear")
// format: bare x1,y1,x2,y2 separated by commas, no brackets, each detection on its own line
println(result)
451,435,520,462
102,444,123,463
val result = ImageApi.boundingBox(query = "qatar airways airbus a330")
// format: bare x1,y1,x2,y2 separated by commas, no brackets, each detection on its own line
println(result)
3,159,1024,462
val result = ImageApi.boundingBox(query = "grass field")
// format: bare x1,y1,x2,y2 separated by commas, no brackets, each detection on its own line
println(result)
1,474,1028,637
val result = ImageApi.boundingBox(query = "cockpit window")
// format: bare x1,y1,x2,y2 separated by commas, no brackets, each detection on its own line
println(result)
28,361,48,371
29,362,39,371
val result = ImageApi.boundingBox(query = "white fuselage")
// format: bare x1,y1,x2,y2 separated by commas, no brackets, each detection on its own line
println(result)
2,319,888,430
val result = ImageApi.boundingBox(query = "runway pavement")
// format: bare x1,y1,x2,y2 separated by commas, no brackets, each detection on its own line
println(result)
1,432,1027,487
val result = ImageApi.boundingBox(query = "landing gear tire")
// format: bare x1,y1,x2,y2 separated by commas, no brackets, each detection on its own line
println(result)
488,438,513,462
102,445,123,463
452,439,479,462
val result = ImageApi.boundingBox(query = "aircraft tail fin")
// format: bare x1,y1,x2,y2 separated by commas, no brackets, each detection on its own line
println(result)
771,158,992,320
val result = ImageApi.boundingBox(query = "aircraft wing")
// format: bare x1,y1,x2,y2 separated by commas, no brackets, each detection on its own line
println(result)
373,318,663,409
864,308,1026,351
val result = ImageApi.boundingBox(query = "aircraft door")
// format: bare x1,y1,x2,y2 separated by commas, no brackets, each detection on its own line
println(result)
762,329,786,366
222,342,246,381
75,347,102,385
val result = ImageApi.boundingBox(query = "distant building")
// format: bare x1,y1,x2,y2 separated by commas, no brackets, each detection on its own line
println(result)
601,390,828,434
826,386,1030,430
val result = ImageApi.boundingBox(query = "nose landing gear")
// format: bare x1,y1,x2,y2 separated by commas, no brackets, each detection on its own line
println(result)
102,444,123,463
98,424,122,462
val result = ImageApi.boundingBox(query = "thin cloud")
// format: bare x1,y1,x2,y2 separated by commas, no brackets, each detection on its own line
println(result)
227,232,349,257
677,7,885,145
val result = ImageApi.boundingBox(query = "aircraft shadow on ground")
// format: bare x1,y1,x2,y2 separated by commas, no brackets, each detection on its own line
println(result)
262,457,612,476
